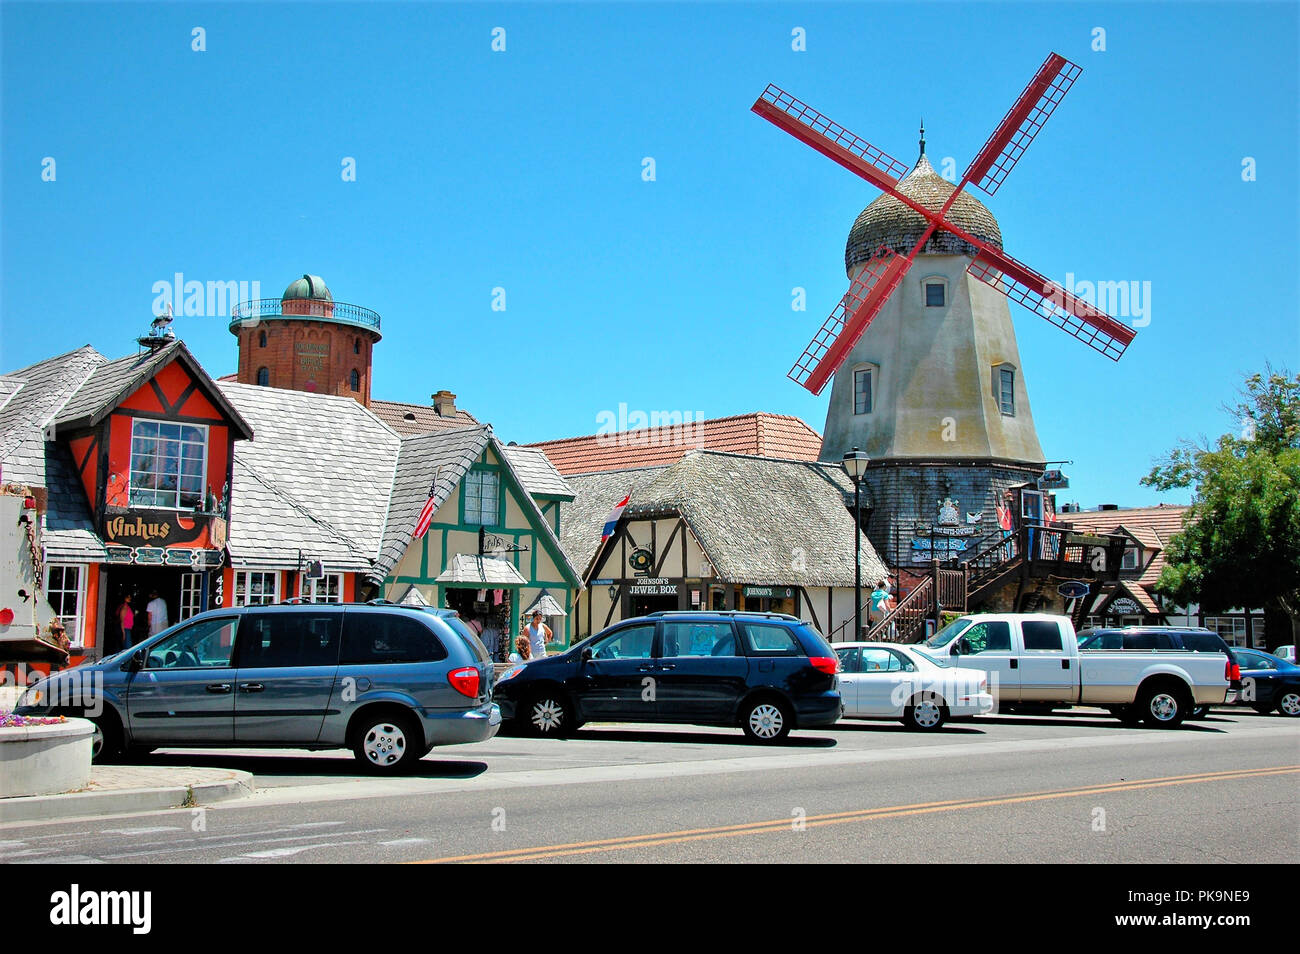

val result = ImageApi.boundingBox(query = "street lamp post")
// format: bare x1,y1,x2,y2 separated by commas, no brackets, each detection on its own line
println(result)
842,448,870,641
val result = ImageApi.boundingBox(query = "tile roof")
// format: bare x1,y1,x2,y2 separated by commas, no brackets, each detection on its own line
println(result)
526,412,824,476
372,425,492,583
219,381,401,571
53,340,252,439
561,450,886,587
370,399,480,437
501,445,573,498
1065,504,1190,588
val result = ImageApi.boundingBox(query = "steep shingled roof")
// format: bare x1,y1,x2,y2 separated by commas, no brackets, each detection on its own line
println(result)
562,451,886,588
527,412,823,476
501,445,573,499
0,346,105,485
560,465,670,577
219,381,400,571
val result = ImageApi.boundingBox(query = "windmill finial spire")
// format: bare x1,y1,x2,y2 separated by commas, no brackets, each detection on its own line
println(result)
919,117,926,156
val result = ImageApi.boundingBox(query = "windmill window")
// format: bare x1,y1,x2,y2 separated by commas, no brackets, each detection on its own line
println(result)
256,366,269,387
258,331,267,348
993,365,1016,416
353,339,360,355
350,369,360,392
925,283,945,307
853,365,876,415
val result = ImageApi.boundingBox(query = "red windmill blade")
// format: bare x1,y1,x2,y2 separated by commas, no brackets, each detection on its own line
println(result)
755,50,1137,395
967,248,1135,360
962,52,1082,196
789,248,910,395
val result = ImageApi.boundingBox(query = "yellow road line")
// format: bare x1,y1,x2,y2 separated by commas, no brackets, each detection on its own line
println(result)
410,765,1300,864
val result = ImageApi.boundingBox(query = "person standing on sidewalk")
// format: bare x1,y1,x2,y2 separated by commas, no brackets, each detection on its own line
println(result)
523,610,551,661
146,589,170,637
117,593,136,650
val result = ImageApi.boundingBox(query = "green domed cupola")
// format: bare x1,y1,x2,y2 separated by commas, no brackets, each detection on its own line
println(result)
281,274,333,302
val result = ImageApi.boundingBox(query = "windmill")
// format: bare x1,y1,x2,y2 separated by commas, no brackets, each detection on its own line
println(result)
752,52,1137,398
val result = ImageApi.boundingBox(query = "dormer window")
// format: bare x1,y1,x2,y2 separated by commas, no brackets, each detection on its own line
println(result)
1122,546,1140,570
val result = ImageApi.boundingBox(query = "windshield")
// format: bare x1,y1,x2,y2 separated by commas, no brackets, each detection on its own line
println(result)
925,616,973,649
911,648,954,668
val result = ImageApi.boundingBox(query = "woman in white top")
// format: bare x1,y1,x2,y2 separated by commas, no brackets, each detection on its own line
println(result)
523,610,550,660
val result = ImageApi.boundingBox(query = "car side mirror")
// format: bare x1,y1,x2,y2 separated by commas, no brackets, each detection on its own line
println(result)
580,647,593,662
954,637,972,657
126,650,145,672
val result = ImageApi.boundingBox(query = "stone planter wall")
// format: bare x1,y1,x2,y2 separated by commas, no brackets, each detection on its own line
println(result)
0,718,94,798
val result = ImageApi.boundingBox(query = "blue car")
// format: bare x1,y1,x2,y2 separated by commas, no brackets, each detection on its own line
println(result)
1227,648,1300,717
492,611,843,742
16,602,501,772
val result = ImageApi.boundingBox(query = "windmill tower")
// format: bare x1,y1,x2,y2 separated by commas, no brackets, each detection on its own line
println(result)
752,52,1137,568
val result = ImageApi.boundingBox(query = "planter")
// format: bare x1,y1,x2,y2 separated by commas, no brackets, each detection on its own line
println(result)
0,718,94,798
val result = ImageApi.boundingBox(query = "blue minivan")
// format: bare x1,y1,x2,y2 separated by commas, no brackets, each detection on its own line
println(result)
16,602,500,773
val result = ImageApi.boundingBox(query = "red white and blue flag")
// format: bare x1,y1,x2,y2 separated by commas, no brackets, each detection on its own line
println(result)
413,481,439,539
601,494,630,542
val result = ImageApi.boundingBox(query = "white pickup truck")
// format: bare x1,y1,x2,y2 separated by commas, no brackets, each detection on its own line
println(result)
920,613,1232,727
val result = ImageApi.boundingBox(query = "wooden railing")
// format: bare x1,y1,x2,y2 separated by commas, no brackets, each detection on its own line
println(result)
865,575,932,643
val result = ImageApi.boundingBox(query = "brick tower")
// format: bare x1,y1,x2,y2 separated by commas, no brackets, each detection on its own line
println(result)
231,274,382,407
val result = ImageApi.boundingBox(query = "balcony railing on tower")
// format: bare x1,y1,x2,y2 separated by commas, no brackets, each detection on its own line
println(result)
229,298,382,335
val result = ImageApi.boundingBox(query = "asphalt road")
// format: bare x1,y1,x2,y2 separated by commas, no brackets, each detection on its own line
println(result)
2,708,1296,864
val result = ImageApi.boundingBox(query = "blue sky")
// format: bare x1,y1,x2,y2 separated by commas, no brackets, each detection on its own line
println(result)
3,1,1297,509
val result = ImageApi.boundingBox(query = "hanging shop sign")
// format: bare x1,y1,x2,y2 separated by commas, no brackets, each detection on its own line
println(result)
1058,580,1090,600
628,547,654,576
1038,469,1070,490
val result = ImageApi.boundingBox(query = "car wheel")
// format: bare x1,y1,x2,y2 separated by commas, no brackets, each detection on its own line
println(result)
1138,683,1188,729
352,711,422,773
525,694,572,738
741,698,792,743
89,710,125,764
1276,690,1300,717
902,693,948,731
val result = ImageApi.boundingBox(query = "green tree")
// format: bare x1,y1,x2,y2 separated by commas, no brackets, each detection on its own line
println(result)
1142,369,1300,642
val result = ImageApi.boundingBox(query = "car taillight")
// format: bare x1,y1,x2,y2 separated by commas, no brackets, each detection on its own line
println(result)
1226,659,1240,682
810,656,839,675
448,667,481,698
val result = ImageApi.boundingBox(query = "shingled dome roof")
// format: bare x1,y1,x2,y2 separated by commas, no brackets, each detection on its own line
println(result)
282,274,332,301
845,155,1002,275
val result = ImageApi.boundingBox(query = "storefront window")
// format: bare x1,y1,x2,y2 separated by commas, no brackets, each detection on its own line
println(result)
129,419,207,509
1204,616,1247,644
45,564,86,646
300,573,343,603
234,570,279,607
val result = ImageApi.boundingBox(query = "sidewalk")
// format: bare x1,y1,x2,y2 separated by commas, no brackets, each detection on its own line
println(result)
0,764,254,825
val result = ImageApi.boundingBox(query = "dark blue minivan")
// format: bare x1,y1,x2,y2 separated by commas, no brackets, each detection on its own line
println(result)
492,611,842,742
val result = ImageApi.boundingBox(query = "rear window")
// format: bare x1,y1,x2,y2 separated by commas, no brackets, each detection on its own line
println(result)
341,613,448,664
1122,631,1176,650
444,615,491,663
739,623,803,656
1180,632,1230,654
1021,621,1064,651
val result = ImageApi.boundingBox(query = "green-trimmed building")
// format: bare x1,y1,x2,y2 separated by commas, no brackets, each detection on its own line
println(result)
370,425,582,651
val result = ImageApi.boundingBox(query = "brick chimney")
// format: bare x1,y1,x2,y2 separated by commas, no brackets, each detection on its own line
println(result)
432,390,457,417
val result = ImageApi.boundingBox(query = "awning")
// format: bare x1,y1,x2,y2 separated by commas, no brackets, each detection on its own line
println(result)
524,589,567,617
435,553,528,587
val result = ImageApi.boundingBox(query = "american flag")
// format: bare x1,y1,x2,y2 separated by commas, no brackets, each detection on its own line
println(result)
414,480,439,539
